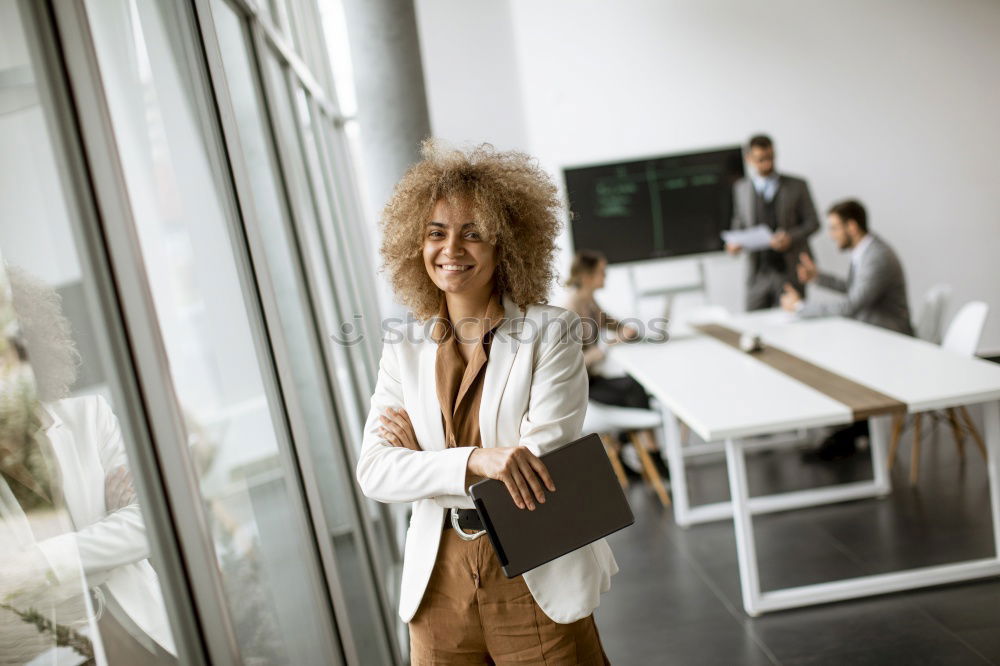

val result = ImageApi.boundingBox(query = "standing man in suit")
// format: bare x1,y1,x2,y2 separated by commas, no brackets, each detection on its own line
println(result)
781,199,913,460
727,134,820,310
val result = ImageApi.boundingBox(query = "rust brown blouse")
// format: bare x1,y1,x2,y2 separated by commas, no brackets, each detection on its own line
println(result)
431,290,506,449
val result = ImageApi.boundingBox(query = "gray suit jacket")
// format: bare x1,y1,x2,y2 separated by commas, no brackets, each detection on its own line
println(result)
800,234,913,335
731,173,820,282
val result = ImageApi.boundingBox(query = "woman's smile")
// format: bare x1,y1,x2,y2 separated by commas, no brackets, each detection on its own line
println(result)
437,263,473,273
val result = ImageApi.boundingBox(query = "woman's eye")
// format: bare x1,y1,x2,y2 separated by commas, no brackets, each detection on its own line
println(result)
428,231,444,238
465,232,481,240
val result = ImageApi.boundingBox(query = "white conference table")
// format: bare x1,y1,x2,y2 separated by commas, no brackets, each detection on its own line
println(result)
609,312,1000,615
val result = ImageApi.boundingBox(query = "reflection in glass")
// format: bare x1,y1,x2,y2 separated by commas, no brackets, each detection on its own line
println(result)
1,1,176,661
81,0,336,662
0,266,176,664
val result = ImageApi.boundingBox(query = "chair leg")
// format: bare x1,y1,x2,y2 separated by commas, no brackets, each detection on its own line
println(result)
642,429,672,507
888,413,904,471
629,430,671,508
910,413,922,485
600,433,629,489
958,406,988,461
945,408,965,460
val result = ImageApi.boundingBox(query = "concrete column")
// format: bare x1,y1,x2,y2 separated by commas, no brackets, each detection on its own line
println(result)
340,0,430,318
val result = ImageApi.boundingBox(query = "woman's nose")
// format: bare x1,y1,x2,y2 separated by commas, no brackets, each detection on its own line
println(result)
444,235,464,256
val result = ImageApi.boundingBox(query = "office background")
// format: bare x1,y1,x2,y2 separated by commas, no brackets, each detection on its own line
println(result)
2,0,999,664
413,0,1000,354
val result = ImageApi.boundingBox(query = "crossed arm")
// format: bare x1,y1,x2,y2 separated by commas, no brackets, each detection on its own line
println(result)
356,311,588,511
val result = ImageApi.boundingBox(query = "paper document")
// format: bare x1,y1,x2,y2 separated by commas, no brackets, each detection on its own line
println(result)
721,225,773,252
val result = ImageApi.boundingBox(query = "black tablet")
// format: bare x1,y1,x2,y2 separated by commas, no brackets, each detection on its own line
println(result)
468,433,635,578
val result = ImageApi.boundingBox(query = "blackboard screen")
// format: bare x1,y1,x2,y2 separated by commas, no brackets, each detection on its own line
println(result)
564,146,745,264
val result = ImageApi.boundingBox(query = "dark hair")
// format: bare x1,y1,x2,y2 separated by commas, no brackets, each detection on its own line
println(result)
827,199,868,232
565,249,606,288
748,134,773,151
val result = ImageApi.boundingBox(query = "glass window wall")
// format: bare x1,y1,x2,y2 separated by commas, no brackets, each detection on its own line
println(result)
207,1,394,662
79,0,343,662
2,0,399,661
0,2,178,662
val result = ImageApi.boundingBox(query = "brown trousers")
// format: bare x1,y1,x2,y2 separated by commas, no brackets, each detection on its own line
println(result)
409,529,610,665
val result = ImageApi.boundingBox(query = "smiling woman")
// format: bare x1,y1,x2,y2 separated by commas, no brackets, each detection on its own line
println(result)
359,141,616,664
379,140,562,320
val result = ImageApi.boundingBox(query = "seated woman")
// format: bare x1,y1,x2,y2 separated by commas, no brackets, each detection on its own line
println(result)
564,250,650,411
357,141,617,664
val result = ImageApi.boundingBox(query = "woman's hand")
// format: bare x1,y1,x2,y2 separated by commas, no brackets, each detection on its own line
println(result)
378,407,422,451
467,447,555,510
105,465,137,512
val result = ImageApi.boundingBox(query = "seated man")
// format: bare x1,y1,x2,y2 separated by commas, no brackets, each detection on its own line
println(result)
781,199,912,335
781,199,913,459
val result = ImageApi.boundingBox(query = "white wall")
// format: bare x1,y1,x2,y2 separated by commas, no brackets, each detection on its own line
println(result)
413,0,529,152
416,0,1000,353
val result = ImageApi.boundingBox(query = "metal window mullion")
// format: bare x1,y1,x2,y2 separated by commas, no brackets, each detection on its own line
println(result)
48,1,242,663
226,0,342,119
302,105,406,646
251,25,406,647
21,1,209,663
250,32,365,474
306,109,378,390
288,0,337,99
320,118,383,387
190,0,377,663
165,1,351,663
304,96,379,391
291,96,403,644
275,70,372,420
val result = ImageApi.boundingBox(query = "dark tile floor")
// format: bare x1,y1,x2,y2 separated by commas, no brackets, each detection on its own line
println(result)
595,417,1000,665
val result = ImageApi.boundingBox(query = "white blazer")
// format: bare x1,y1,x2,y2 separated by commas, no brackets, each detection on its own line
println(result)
36,395,175,654
357,295,618,624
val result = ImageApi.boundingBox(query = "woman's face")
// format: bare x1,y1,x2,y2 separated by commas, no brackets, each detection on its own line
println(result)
583,260,607,290
423,197,497,298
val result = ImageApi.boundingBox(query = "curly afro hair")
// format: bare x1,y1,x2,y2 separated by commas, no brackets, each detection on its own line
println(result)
379,140,564,320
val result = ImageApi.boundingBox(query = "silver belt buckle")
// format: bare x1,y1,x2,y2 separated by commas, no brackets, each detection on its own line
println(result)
451,507,487,541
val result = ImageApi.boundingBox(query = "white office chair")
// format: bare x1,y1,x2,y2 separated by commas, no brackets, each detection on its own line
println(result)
583,401,671,507
913,284,951,344
889,301,990,484
941,301,989,355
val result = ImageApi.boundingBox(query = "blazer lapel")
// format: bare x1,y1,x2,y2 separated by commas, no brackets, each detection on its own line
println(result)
418,294,524,451
418,341,447,451
774,175,790,229
41,406,88,527
479,294,524,449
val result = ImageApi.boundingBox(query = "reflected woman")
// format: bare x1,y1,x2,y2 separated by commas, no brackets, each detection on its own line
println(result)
1,266,175,663
357,142,616,664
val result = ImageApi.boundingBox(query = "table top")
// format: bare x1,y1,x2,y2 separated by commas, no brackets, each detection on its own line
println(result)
610,311,1000,440
610,335,853,441
724,312,1000,413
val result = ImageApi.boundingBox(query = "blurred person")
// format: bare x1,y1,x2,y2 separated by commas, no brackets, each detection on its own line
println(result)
1,266,176,662
357,142,616,664
781,199,913,335
781,200,913,460
563,250,664,477
728,134,820,310
564,249,647,409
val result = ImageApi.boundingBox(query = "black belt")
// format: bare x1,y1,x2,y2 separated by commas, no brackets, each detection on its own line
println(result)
443,508,484,532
